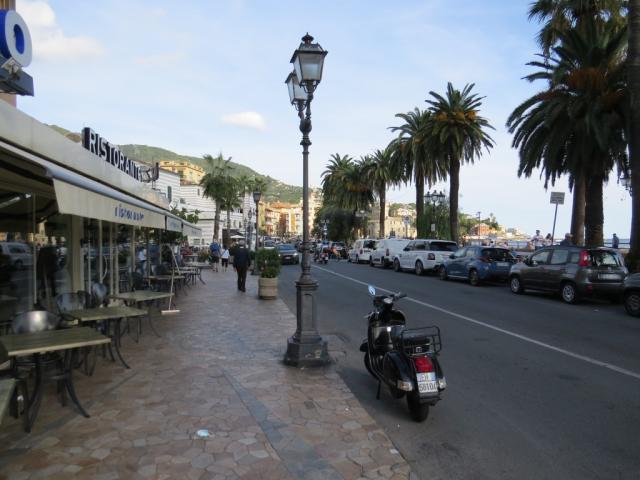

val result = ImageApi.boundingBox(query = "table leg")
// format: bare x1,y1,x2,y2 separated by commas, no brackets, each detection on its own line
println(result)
113,319,131,369
24,354,44,432
63,350,90,418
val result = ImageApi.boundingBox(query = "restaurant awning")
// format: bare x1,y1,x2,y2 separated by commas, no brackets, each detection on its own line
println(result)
182,221,202,237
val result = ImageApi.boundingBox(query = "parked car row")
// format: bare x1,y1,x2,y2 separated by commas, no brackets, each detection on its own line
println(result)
346,237,635,316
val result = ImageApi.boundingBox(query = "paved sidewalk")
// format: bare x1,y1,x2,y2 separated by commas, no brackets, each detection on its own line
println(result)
0,269,413,479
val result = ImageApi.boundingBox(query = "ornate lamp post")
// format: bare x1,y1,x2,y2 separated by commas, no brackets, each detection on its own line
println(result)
283,33,330,367
246,208,254,250
252,190,262,275
322,219,329,242
424,190,445,236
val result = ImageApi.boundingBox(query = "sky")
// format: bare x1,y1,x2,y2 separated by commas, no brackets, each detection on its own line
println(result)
15,0,632,238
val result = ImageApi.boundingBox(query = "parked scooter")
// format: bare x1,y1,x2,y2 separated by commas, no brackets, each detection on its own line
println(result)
360,286,446,421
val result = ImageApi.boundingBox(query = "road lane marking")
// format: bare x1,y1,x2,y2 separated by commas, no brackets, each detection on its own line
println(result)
313,265,640,381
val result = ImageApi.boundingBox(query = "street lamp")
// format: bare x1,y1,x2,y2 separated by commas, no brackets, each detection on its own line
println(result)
246,208,254,249
322,219,329,242
283,33,329,367
252,190,261,275
424,190,445,236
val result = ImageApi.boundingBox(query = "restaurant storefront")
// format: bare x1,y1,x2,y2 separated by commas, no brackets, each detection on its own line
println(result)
0,100,200,326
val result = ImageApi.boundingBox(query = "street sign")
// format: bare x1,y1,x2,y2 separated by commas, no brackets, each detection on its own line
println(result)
550,192,565,205
431,223,436,232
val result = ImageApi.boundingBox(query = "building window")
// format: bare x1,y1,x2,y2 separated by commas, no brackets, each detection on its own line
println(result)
167,186,172,202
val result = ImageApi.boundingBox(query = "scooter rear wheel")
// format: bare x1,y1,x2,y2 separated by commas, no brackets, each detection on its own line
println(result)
407,392,429,422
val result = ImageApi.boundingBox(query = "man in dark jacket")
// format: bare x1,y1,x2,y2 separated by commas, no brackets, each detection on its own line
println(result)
559,233,575,246
232,241,251,292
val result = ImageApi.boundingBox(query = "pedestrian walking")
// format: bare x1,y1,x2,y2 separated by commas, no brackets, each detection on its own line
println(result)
209,240,220,272
531,230,545,250
221,245,230,271
612,233,620,249
544,233,553,246
559,233,575,246
233,241,251,292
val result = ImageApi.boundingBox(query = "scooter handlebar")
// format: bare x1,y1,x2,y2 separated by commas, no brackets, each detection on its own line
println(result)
394,292,407,300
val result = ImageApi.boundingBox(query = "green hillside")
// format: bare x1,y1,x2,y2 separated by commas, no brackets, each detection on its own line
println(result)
47,125,304,203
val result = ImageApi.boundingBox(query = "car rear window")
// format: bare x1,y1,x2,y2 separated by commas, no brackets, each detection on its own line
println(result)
429,242,457,252
481,248,512,261
589,250,623,267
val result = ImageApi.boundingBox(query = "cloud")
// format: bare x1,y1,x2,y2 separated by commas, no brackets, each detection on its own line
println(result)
221,111,266,130
17,0,104,62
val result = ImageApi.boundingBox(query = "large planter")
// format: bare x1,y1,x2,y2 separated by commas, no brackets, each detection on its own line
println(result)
258,276,278,299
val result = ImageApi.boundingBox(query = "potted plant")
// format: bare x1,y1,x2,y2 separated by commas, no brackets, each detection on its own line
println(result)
255,248,281,299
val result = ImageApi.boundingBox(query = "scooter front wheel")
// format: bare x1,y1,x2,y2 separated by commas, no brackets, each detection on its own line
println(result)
364,352,376,379
407,391,429,422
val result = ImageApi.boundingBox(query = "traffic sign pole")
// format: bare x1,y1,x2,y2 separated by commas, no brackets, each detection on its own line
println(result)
551,203,559,244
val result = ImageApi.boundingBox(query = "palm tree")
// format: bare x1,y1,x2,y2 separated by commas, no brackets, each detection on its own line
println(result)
321,154,373,213
361,146,396,238
529,0,627,54
426,83,495,243
219,177,243,247
628,0,640,268
200,153,233,242
507,18,628,247
389,109,446,237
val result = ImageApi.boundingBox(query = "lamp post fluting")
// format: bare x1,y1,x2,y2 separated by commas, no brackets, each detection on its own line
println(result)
283,33,329,367
252,191,261,275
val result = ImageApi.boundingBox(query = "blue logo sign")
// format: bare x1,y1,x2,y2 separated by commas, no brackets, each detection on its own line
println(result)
0,10,32,68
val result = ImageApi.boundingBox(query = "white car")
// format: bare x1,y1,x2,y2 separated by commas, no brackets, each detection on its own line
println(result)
393,239,458,275
370,238,410,268
0,241,33,270
348,239,378,264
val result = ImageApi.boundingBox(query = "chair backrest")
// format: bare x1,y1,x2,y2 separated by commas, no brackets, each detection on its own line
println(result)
55,291,90,313
91,283,108,307
132,271,144,291
155,264,169,276
12,310,60,334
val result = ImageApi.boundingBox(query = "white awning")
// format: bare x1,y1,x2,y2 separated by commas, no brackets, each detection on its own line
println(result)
182,221,202,237
54,179,165,228
165,215,182,232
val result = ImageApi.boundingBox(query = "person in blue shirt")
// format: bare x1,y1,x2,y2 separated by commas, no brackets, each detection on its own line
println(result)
209,240,221,272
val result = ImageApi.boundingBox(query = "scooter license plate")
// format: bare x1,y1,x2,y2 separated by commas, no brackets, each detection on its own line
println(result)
418,381,438,394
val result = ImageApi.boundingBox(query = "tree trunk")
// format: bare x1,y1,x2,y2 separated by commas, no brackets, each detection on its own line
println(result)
629,0,640,270
415,176,424,237
449,157,460,243
225,209,231,247
584,175,604,247
570,175,586,246
213,206,221,242
379,186,386,238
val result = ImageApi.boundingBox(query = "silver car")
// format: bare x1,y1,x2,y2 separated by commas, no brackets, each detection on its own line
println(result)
509,246,627,304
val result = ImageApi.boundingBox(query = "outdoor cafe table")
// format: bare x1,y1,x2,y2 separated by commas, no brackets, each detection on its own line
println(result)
65,306,147,370
147,275,186,293
108,291,174,337
0,327,110,432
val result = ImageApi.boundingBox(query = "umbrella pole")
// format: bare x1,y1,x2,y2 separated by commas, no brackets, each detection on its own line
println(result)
161,245,180,315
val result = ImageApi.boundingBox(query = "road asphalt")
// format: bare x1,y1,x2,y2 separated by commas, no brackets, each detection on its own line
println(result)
278,259,640,480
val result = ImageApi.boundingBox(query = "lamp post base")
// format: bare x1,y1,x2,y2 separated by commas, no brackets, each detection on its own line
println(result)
283,279,330,367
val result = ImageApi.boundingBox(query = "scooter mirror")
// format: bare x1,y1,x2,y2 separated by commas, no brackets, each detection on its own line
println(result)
368,285,376,297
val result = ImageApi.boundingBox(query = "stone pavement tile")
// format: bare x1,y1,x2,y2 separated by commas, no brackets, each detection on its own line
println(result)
0,269,412,479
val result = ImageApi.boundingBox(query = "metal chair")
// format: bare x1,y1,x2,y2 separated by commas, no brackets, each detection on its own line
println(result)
55,291,90,316
11,310,60,334
91,283,109,308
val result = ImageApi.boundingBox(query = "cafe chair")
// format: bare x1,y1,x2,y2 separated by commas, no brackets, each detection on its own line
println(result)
12,310,60,334
90,283,109,308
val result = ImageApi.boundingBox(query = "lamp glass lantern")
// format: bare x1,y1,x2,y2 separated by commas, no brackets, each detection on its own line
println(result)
285,71,308,104
253,190,262,204
290,33,327,92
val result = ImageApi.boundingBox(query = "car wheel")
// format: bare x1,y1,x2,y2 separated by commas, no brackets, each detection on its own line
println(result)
439,266,448,280
561,282,578,304
624,290,640,316
415,261,424,276
510,275,524,294
469,269,480,286
393,259,401,272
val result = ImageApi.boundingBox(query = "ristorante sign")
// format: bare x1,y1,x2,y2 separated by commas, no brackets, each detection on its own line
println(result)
82,127,158,182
